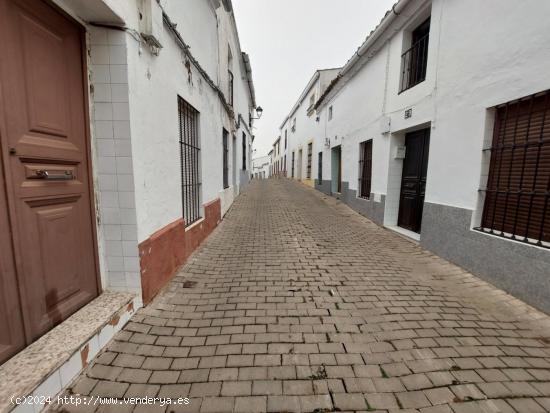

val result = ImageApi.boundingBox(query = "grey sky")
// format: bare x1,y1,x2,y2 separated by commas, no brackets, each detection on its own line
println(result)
232,0,397,157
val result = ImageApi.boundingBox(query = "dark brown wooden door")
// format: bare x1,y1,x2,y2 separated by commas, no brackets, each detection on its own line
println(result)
398,128,431,233
0,151,26,363
0,0,99,349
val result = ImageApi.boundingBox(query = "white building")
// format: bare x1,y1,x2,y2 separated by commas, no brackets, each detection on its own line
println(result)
312,0,550,312
0,0,257,405
270,136,285,177
252,155,270,179
281,69,339,186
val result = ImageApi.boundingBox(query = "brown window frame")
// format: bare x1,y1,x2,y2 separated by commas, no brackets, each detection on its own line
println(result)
476,89,550,247
358,139,373,199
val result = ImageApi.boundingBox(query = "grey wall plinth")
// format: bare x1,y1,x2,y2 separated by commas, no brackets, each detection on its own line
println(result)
340,181,385,226
421,202,550,314
315,179,331,195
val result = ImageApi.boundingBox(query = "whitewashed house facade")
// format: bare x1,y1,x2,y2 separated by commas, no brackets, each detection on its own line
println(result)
252,155,270,179
313,0,550,312
281,69,339,187
0,0,256,405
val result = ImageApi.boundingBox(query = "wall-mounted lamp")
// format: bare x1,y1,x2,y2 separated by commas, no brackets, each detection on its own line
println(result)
251,106,263,120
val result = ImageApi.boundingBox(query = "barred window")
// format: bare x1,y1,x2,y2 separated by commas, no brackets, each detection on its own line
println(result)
358,140,372,199
178,97,201,226
228,70,234,106
400,17,430,93
222,129,229,189
476,89,550,247
242,132,247,170
291,151,295,178
306,143,313,179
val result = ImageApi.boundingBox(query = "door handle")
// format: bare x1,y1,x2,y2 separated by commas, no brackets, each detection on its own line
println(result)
34,170,74,180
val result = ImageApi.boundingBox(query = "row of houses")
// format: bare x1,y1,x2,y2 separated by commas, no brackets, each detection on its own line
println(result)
270,0,550,314
0,0,257,406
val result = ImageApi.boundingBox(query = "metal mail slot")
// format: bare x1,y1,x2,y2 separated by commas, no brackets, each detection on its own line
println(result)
32,169,74,180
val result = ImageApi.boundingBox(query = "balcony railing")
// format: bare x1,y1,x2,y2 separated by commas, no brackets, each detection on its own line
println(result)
400,33,429,93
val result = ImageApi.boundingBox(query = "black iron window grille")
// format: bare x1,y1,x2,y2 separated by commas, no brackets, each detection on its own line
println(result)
242,132,247,170
306,143,313,179
228,70,234,106
358,139,373,199
178,96,201,226
400,18,430,93
222,129,229,189
291,151,295,178
318,152,323,182
475,89,550,248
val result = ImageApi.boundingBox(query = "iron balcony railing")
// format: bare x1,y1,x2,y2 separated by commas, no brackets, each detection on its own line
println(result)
400,33,429,93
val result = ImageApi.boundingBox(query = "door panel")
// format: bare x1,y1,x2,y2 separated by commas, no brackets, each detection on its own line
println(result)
0,148,26,363
0,0,99,344
398,129,431,233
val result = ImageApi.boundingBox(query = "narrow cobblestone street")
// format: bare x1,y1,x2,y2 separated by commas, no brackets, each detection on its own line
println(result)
56,179,550,413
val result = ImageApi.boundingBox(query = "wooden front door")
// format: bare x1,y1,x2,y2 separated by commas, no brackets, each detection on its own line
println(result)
0,0,99,360
398,128,431,233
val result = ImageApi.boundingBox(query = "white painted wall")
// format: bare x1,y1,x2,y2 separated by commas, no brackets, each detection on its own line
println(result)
252,156,270,179
121,0,255,240
316,0,550,220
282,69,339,182
55,0,256,295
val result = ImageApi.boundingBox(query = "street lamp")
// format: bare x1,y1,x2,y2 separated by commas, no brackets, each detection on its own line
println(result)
251,106,263,120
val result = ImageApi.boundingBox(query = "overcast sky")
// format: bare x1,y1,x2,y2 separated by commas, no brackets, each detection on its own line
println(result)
232,0,396,158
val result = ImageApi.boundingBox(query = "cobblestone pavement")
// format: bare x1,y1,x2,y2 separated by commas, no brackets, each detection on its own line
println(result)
53,179,550,413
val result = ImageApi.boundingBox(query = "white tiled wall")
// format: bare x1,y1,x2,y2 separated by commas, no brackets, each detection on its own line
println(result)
88,27,141,295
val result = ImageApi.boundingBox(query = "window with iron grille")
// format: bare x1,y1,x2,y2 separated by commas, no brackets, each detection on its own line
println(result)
228,70,234,106
222,129,229,189
358,139,373,199
400,17,430,93
178,96,201,226
476,89,550,247
291,151,295,178
284,155,286,175
318,152,323,182
242,132,247,170
306,143,313,179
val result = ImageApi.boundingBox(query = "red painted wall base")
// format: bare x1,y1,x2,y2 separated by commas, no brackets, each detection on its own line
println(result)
138,198,221,304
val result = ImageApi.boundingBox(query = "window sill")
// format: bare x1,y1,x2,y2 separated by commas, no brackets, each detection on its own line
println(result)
398,78,426,95
472,227,550,250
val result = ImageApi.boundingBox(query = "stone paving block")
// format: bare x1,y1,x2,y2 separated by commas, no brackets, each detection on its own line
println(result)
282,380,314,395
199,397,234,413
220,380,251,396
234,396,267,413
333,392,367,410
90,380,129,398
267,395,301,412
252,380,283,396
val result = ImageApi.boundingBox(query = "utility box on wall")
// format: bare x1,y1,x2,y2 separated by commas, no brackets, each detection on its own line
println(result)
139,0,163,52
394,145,406,159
